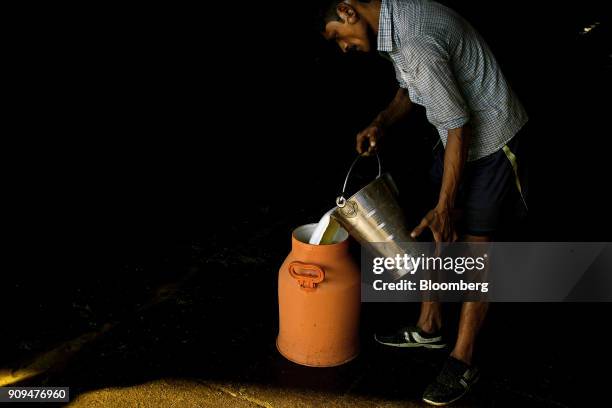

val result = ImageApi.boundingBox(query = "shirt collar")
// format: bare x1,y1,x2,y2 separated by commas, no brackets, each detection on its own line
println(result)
377,0,394,52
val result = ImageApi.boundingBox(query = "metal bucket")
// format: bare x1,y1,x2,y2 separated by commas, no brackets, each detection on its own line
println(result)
331,153,419,280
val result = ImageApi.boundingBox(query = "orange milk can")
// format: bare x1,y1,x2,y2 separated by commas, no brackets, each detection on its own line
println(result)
276,223,361,367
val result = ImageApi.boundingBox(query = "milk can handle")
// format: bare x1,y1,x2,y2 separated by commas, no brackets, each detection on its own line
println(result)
336,152,382,208
288,261,325,292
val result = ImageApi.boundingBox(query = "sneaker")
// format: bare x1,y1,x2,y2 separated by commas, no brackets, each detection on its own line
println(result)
422,356,480,406
374,326,446,349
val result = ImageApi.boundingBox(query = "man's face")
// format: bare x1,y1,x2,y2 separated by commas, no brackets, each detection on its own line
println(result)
323,4,372,53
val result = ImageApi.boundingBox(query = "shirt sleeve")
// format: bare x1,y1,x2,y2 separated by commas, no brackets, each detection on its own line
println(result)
392,62,408,89
407,36,470,130
380,51,408,89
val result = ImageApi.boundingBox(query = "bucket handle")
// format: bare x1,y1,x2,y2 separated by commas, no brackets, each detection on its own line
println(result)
336,152,382,208
288,261,325,292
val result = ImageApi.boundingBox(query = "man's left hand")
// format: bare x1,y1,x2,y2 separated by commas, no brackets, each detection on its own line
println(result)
411,206,458,243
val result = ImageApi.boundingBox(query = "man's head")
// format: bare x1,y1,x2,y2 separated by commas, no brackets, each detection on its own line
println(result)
319,0,380,53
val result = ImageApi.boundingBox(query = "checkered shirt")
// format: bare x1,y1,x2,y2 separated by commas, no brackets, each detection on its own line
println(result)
378,0,528,161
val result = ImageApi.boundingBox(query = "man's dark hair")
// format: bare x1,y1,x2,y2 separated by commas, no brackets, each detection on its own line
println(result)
316,0,372,33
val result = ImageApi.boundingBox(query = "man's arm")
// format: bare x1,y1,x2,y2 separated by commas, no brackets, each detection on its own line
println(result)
438,125,470,213
356,87,413,155
411,125,471,243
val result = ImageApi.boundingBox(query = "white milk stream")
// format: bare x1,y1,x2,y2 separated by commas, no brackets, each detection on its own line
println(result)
309,208,343,245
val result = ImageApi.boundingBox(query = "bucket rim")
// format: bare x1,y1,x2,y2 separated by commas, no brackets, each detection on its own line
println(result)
340,172,394,205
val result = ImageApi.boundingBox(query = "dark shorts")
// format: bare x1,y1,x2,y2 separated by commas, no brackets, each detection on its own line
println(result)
430,128,527,237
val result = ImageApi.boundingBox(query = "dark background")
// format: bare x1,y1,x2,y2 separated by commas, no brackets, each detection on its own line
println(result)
3,1,611,406
8,1,610,245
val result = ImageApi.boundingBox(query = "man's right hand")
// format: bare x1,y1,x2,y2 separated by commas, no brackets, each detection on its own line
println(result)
356,88,413,155
356,121,384,156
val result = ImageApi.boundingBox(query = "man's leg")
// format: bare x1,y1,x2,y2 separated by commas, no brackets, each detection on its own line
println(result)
451,301,489,365
417,301,442,334
422,234,489,405
451,234,490,365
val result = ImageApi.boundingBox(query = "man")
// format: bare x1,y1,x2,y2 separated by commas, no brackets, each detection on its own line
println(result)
320,0,528,405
